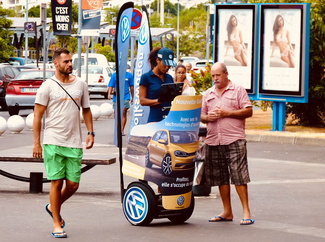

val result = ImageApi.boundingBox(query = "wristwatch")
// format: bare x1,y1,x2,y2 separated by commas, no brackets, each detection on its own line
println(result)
87,131,96,137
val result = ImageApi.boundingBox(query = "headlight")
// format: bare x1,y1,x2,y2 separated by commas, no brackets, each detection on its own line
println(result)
174,150,188,157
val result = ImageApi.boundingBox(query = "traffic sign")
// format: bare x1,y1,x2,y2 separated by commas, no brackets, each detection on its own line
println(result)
131,9,142,30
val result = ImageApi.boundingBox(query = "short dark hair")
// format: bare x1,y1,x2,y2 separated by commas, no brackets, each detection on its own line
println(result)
53,48,70,60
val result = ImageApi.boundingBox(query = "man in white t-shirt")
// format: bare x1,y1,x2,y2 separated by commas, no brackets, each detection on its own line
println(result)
33,48,94,238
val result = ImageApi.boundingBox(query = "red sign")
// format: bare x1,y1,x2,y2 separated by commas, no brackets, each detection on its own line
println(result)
109,28,116,35
131,9,142,30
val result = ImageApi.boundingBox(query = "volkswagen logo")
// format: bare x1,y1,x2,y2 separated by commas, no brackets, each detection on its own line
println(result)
120,16,131,43
123,186,148,224
138,22,148,45
177,196,185,206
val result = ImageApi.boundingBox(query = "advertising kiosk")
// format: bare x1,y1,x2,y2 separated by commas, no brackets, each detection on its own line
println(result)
122,95,202,225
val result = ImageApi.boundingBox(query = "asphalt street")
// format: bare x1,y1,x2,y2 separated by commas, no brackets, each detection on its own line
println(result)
1,96,325,242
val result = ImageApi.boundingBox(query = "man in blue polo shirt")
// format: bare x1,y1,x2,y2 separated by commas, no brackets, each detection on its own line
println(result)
108,70,134,136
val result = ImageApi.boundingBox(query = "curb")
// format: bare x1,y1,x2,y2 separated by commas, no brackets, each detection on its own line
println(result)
246,131,325,146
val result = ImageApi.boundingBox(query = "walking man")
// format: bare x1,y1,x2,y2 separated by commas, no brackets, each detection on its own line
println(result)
33,48,95,238
200,62,254,225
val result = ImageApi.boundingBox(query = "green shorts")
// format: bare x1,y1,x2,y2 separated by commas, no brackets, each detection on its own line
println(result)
43,144,83,183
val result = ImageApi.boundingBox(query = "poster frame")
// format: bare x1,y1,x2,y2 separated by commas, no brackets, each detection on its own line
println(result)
257,4,310,103
213,4,257,95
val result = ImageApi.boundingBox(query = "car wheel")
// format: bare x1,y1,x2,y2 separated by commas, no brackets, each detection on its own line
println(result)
145,149,152,168
8,106,19,116
168,193,195,224
123,182,157,226
161,154,172,176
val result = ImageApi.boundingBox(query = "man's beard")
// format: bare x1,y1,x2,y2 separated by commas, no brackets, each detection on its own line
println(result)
59,67,72,75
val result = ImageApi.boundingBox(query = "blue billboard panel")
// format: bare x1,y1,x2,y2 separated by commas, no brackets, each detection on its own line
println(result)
258,4,310,103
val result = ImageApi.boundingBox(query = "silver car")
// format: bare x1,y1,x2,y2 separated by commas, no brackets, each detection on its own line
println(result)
77,65,113,98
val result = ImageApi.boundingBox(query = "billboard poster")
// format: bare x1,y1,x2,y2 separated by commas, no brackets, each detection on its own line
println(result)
51,0,72,36
259,5,304,96
80,0,103,36
214,5,256,94
129,6,152,132
123,95,202,210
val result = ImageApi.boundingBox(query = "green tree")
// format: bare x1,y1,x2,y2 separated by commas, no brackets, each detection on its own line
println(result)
177,4,208,58
94,44,115,62
151,3,208,58
103,6,119,24
28,4,52,17
289,0,325,126
28,5,40,17
0,7,16,62
150,0,179,16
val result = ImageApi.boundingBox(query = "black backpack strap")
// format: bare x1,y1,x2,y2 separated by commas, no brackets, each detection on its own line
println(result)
51,78,80,111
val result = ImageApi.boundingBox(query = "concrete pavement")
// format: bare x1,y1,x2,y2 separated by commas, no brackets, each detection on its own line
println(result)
1,114,325,241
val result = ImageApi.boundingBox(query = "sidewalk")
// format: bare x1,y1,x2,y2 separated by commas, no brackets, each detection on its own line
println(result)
246,109,325,146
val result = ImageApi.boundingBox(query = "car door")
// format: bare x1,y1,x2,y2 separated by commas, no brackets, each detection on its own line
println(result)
155,130,169,162
148,130,162,164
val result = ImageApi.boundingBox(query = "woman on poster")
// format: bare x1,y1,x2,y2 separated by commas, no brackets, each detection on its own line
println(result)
225,14,248,67
271,14,295,68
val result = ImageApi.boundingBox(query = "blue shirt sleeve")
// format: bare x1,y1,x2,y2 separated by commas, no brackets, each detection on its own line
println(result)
108,72,116,87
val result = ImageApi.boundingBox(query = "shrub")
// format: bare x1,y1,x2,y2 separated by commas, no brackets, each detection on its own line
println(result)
191,64,212,94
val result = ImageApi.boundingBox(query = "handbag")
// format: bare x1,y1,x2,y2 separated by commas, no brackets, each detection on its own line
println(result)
51,78,80,111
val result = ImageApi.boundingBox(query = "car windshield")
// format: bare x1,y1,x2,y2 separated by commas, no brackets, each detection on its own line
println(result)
81,66,103,74
73,58,99,69
169,131,198,144
15,71,54,80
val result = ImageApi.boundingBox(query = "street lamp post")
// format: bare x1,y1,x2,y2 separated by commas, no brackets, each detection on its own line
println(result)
25,0,28,63
205,4,210,61
176,0,180,62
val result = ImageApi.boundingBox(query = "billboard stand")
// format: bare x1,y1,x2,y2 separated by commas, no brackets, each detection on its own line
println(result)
213,3,310,132
272,102,286,131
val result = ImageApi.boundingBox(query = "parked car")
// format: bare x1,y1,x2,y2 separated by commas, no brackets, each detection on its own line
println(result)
180,56,199,65
24,63,55,69
145,130,198,176
8,57,35,66
12,65,35,72
0,64,20,111
72,53,109,71
77,65,113,98
5,69,55,115
192,59,214,73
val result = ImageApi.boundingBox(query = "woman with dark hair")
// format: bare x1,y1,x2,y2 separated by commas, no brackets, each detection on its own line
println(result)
271,14,295,68
174,64,196,96
139,47,176,122
225,14,247,66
